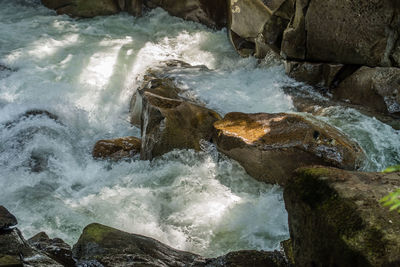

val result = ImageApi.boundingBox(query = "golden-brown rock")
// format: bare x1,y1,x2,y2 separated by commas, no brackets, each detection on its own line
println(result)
213,112,365,185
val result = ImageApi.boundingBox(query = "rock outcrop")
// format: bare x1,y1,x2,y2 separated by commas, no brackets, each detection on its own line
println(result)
213,112,365,185
29,232,75,267
333,67,400,115
284,166,400,266
92,136,141,160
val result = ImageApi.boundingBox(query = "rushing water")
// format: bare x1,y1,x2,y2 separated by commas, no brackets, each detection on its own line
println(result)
0,0,399,258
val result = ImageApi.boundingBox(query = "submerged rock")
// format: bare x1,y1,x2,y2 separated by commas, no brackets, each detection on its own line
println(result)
140,91,221,160
0,206,17,230
213,112,365,185
41,0,120,18
334,66,400,115
144,0,227,29
284,60,344,88
284,166,400,266
92,136,141,160
73,223,202,266
29,232,75,267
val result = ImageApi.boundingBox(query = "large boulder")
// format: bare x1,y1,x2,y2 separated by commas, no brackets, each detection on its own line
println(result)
282,0,400,67
41,0,121,17
0,206,17,230
130,61,220,160
284,166,400,266
73,223,202,266
92,136,141,160
29,232,75,267
140,91,221,160
144,0,227,29
213,112,365,185
333,66,400,115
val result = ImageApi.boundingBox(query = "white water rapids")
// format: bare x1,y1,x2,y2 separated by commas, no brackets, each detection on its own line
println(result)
0,0,399,258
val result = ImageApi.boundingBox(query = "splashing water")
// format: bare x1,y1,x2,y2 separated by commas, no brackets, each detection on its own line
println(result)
0,0,398,258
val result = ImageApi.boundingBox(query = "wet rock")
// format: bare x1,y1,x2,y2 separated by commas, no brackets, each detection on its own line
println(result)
284,166,400,266
0,206,17,230
41,0,120,18
0,228,62,267
118,0,142,16
73,223,202,266
73,223,291,267
144,0,227,29
28,232,75,267
333,66,400,115
129,60,207,127
140,91,221,160
213,112,365,186
204,250,289,267
285,60,344,88
92,136,141,160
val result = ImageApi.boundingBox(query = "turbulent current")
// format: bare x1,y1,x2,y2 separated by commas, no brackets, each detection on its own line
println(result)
0,0,399,257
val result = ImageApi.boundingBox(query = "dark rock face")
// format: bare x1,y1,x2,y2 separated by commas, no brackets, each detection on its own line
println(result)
29,232,75,267
334,67,400,115
73,223,202,267
144,0,228,29
0,228,63,267
213,112,365,185
281,0,400,67
284,166,400,266
0,206,17,230
92,136,141,160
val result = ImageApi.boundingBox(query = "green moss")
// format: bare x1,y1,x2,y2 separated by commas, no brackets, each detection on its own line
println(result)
0,255,22,267
382,165,400,173
81,223,115,243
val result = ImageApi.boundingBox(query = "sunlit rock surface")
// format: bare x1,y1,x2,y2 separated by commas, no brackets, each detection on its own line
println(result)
213,112,365,185
284,166,400,266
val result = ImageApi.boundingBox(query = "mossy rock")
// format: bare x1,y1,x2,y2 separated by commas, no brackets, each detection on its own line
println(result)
284,166,400,266
0,255,22,267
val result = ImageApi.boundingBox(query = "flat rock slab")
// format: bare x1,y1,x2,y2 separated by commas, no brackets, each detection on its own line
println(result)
213,112,365,185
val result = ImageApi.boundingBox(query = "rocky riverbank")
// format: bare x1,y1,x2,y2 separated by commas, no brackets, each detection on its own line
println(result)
3,0,399,266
